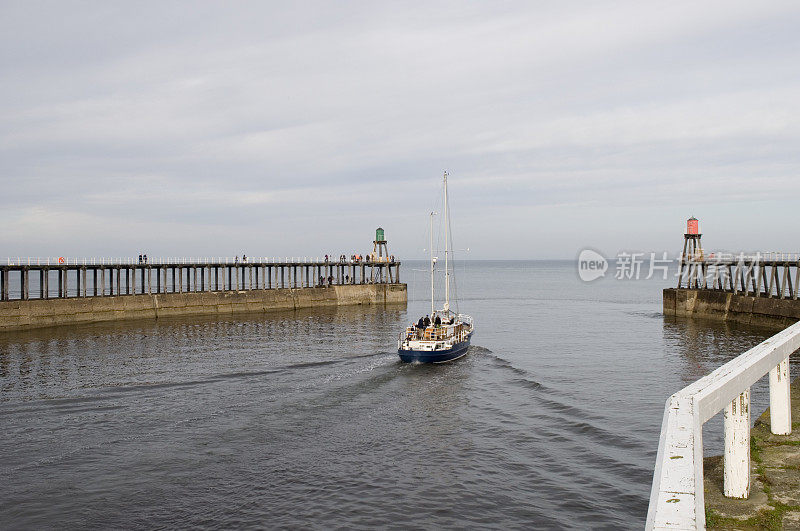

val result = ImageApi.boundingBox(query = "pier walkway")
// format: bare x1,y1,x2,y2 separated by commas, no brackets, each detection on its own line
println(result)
667,253,800,330
704,376,800,529
678,253,799,300
0,257,400,301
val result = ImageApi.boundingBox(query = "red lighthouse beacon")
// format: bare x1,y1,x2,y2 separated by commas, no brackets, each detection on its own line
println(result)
682,216,703,261
677,216,704,288
686,216,699,236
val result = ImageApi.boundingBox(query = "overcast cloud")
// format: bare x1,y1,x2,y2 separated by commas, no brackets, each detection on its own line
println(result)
1,1,799,260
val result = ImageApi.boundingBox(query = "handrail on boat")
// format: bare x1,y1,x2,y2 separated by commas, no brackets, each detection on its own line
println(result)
399,316,474,343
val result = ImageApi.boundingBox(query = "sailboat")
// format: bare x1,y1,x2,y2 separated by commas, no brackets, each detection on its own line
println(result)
397,171,474,363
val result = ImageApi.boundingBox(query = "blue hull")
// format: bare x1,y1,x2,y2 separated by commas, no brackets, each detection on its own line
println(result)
398,336,472,364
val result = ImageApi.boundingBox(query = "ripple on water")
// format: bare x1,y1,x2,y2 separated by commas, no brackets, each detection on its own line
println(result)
0,264,778,529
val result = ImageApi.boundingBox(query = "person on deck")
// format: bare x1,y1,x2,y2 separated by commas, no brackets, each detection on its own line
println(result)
434,315,442,327
424,315,431,328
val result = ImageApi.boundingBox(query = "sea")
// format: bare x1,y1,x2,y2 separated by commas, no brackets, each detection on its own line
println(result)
0,260,788,529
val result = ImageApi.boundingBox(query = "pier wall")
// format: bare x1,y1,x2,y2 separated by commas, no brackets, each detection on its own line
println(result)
663,288,800,329
0,284,407,332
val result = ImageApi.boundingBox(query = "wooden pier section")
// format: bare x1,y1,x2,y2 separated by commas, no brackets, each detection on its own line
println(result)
668,254,800,329
0,257,405,332
0,257,400,301
677,255,799,300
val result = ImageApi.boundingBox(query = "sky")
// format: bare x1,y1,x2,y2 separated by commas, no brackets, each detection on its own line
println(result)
1,1,799,261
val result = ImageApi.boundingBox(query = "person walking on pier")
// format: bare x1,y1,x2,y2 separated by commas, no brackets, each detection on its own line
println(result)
138,254,142,264
143,254,147,264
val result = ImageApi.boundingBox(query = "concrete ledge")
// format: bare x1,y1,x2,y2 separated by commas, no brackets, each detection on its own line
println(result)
0,284,407,332
664,288,800,330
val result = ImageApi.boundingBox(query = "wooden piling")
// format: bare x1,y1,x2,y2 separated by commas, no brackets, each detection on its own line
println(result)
0,258,405,303
21,269,29,300
1,268,8,301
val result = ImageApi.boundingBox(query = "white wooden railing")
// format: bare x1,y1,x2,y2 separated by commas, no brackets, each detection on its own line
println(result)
646,320,800,529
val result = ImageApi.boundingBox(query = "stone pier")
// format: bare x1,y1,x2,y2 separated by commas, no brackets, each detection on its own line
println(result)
664,288,800,330
0,283,407,332
1,258,406,331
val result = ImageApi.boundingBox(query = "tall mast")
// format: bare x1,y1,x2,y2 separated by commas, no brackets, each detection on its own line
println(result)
443,171,450,313
430,211,435,317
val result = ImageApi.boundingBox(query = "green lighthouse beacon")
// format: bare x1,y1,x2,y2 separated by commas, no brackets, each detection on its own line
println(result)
373,227,389,261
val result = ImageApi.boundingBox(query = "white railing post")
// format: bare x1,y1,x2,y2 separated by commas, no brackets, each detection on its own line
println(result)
647,320,800,529
769,357,792,435
723,388,750,499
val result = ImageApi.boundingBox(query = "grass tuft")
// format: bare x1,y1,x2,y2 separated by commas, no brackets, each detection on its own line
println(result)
751,435,763,463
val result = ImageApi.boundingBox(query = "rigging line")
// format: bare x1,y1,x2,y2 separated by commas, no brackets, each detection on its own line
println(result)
415,184,443,314
447,188,460,315
433,190,443,311
417,196,434,259
423,192,443,252
434,189,444,312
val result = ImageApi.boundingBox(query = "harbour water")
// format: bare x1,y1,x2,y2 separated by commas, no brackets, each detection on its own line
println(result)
0,261,787,528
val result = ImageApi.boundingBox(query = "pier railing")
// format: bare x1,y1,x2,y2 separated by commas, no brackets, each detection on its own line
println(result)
0,257,401,301
677,253,799,300
4,256,399,266
646,320,800,530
